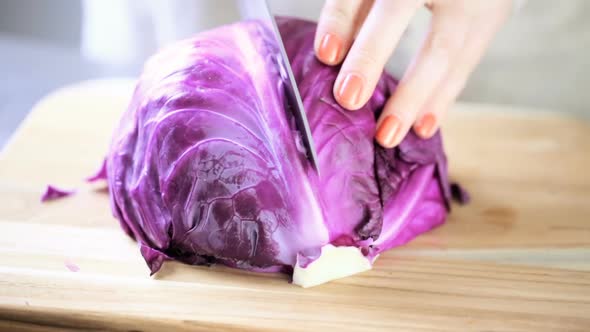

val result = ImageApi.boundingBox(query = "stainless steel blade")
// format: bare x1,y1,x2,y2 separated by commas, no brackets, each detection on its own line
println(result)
237,0,320,174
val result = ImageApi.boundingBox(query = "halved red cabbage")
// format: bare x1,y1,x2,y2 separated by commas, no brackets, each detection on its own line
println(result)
107,18,456,276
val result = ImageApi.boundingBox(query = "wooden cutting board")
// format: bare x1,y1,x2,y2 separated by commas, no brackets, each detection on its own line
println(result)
0,79,589,331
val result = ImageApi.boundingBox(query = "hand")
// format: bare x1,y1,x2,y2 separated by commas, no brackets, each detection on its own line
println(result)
314,0,512,147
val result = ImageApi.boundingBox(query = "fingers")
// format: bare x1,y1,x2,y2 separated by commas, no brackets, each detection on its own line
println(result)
413,6,510,139
317,0,510,147
375,11,468,148
314,0,372,66
333,0,423,111
412,27,486,138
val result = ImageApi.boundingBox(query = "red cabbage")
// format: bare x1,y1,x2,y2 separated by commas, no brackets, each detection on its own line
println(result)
106,18,456,279
86,159,108,183
41,185,76,202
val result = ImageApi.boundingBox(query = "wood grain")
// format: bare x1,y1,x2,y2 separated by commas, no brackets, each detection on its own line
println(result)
0,80,589,331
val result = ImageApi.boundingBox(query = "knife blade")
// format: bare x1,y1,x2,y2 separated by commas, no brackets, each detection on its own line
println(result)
237,0,320,174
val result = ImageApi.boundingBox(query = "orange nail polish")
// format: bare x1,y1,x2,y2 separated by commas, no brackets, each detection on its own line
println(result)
376,115,402,147
336,73,364,108
318,34,342,65
415,113,437,138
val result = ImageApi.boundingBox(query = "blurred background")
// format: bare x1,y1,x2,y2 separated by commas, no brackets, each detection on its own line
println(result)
0,0,588,148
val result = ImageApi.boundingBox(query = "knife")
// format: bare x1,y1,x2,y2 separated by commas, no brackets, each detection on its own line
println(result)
237,0,320,174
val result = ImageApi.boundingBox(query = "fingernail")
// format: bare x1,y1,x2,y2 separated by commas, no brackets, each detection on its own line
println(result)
415,113,437,137
336,73,364,108
376,115,402,147
318,33,342,65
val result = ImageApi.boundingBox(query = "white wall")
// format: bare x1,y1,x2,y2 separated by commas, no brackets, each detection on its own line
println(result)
0,0,81,46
